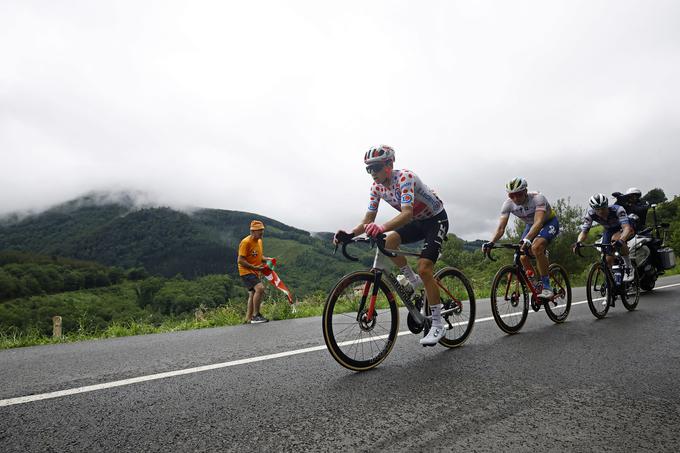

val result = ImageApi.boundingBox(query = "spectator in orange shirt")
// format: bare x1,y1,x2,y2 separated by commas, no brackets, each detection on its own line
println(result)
237,220,271,323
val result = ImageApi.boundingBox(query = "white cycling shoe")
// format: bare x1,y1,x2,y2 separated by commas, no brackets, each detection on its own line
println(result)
539,288,553,299
420,325,447,346
622,269,634,282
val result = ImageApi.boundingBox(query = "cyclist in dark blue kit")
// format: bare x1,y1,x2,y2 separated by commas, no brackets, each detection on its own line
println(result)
573,193,635,281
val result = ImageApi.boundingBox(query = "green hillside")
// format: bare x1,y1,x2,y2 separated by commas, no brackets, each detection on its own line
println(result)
0,192,373,296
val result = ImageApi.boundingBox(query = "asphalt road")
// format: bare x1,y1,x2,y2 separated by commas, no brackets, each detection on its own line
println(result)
1,276,680,452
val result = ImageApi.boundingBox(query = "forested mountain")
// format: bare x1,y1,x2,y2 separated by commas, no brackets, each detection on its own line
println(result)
0,192,375,295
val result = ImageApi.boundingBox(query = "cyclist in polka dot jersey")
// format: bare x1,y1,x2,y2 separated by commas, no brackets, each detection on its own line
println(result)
367,169,444,220
334,145,450,346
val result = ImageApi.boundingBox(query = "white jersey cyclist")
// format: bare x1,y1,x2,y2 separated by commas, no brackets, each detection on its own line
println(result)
500,191,555,225
367,169,444,221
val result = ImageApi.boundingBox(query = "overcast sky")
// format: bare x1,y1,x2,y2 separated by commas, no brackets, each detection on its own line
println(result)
1,1,679,239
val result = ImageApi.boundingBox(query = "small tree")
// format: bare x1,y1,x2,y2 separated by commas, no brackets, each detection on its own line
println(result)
642,188,667,205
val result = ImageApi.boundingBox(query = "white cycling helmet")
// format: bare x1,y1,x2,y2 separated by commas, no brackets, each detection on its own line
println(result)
625,187,642,196
364,145,395,165
505,177,528,194
589,193,608,209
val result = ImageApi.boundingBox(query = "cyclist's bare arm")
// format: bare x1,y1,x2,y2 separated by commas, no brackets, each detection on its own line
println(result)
382,205,413,232
525,210,547,241
350,211,377,236
620,224,634,242
490,215,510,243
576,230,589,244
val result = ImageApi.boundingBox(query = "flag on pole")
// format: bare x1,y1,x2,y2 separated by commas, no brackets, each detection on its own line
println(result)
261,258,294,305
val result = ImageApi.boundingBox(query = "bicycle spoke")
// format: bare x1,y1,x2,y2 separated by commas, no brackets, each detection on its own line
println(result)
435,267,476,347
323,272,399,371
491,266,528,334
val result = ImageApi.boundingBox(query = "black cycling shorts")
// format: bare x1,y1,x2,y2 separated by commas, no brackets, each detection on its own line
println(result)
394,210,449,263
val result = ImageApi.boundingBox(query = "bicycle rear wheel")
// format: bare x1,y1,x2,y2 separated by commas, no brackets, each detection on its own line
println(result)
586,262,611,319
621,266,640,311
544,263,572,323
435,267,476,348
322,271,399,371
490,265,529,334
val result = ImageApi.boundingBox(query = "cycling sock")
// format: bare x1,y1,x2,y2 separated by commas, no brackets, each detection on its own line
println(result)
623,256,633,269
431,303,443,326
541,275,551,289
400,266,420,286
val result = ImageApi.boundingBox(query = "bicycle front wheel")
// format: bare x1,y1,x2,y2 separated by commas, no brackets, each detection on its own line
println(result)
435,267,476,348
490,265,529,334
621,266,640,311
322,271,399,371
544,263,572,323
586,262,611,319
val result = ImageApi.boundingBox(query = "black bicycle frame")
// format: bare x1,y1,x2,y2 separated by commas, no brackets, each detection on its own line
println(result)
586,244,626,297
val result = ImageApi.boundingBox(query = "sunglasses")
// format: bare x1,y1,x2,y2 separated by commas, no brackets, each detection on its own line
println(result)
366,164,385,174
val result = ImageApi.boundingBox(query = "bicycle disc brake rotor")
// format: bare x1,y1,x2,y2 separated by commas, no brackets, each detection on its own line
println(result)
358,310,377,332
599,283,607,297
510,291,521,308
444,300,462,316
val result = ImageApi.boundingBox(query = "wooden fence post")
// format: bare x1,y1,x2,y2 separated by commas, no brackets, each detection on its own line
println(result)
52,316,62,338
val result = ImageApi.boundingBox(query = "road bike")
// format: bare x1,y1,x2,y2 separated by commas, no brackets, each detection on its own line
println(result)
484,243,572,334
322,233,476,371
575,242,640,319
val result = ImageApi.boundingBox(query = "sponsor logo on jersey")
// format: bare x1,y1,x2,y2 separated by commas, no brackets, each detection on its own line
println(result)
368,202,378,210
401,194,413,204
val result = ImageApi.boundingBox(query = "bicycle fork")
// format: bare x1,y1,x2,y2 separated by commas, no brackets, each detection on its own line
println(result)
357,270,383,323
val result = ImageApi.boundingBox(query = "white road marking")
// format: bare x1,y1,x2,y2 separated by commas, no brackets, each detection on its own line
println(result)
1,282,679,408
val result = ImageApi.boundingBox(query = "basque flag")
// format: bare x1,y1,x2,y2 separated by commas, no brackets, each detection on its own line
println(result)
261,259,294,305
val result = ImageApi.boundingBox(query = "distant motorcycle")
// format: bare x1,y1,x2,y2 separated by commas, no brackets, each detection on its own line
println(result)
627,204,676,291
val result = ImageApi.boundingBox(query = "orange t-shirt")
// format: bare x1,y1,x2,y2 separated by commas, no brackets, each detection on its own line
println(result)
237,235,263,276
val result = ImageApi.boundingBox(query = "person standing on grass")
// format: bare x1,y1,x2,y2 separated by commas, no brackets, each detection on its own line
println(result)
237,220,272,324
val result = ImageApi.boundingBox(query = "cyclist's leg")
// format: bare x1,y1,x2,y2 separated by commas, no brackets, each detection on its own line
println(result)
415,211,449,286
533,238,549,275
417,213,448,300
533,216,559,277
418,257,439,305
611,230,630,255
519,223,534,273
611,229,633,277
417,211,449,345
602,228,616,267
392,221,425,285
384,231,406,268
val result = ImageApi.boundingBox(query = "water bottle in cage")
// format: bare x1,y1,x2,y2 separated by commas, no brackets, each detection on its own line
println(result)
396,274,415,300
